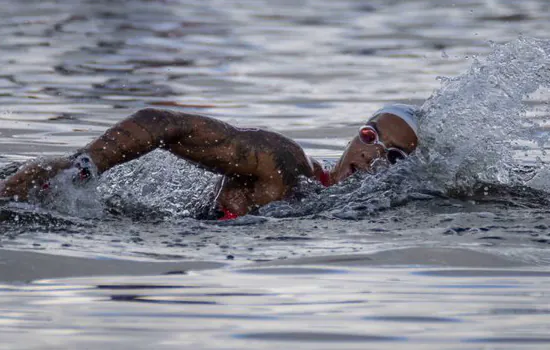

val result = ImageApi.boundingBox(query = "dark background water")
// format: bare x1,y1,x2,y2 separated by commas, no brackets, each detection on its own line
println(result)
1,0,550,348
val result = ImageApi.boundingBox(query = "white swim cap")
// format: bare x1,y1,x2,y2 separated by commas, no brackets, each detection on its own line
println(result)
369,104,419,137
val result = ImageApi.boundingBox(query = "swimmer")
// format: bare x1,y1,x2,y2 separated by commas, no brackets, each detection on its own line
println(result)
0,104,419,219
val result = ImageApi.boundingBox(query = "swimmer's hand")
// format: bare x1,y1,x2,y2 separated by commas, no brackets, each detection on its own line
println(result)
0,157,72,201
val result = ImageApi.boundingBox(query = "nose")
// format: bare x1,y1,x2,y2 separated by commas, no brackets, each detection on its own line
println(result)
360,143,391,167
351,147,378,171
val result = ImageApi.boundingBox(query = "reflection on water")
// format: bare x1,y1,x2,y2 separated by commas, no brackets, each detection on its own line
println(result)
2,266,550,349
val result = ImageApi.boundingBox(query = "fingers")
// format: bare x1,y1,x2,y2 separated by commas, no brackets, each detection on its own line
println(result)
0,157,72,202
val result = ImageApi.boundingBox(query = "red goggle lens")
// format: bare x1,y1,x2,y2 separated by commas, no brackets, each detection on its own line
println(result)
359,127,377,144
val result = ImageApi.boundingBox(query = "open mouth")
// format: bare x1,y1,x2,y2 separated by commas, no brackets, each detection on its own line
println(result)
338,163,362,183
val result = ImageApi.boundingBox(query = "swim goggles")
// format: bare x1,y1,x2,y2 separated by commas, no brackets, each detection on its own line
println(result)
358,125,408,164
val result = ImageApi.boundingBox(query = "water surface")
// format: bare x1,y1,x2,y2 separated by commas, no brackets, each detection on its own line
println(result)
1,0,550,348
2,258,550,349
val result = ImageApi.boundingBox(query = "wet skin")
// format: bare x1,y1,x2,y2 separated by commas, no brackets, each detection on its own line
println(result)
330,113,418,185
0,109,418,216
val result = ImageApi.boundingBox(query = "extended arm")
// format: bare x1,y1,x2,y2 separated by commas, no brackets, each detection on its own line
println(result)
1,108,314,202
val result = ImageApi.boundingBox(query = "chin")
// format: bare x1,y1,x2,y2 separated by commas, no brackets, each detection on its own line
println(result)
334,163,362,183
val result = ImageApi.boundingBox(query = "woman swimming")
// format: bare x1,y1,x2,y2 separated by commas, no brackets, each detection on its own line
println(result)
0,104,418,219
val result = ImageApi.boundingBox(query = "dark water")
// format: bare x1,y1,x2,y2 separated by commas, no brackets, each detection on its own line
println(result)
1,0,550,348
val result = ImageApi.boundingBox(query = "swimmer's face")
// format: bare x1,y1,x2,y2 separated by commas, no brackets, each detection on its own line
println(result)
331,113,418,184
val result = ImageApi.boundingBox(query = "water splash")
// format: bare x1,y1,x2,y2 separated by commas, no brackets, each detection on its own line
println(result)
98,150,218,219
7,150,217,220
418,36,550,192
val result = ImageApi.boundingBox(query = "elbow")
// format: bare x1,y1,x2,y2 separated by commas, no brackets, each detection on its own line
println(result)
132,108,169,122
130,108,185,145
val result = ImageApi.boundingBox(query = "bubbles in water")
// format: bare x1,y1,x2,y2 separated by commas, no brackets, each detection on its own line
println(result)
41,166,104,219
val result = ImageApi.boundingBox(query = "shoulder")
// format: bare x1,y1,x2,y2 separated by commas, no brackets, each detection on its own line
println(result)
234,128,313,184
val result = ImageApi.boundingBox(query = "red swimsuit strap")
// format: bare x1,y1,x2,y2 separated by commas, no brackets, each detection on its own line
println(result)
219,207,239,221
319,169,330,187
219,168,331,221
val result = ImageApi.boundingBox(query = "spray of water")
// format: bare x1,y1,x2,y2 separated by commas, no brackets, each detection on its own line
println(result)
418,36,550,193
98,150,218,219
40,150,218,219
